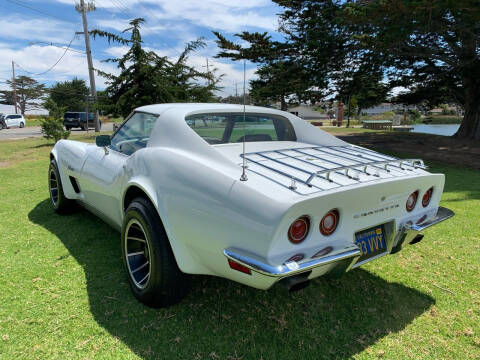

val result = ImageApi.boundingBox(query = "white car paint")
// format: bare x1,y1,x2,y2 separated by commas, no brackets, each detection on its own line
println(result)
51,103,453,290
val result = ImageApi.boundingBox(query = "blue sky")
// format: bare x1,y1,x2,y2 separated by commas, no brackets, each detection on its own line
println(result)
0,0,283,97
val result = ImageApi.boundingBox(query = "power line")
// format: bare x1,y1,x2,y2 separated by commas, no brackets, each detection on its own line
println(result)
28,41,86,54
14,33,79,76
4,0,72,22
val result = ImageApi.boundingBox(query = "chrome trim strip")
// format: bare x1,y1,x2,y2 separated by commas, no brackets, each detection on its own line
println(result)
409,206,455,231
223,246,361,277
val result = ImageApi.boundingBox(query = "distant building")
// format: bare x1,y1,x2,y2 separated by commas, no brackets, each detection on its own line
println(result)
362,103,415,115
288,105,328,120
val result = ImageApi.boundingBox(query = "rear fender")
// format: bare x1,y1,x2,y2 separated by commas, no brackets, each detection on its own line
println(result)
123,177,200,274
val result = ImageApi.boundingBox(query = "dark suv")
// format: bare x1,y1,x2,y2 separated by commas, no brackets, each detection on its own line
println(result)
63,112,101,130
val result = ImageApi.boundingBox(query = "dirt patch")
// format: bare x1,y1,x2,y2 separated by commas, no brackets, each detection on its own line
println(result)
333,132,480,170
0,161,11,168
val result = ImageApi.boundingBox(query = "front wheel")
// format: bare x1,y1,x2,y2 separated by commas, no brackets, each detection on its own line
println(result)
19,122,24,128
122,197,191,307
48,160,76,214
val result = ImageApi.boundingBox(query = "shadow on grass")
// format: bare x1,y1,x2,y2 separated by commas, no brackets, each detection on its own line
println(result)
29,199,434,359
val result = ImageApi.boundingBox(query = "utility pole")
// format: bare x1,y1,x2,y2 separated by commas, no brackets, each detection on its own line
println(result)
234,81,238,97
77,0,100,132
11,61,18,114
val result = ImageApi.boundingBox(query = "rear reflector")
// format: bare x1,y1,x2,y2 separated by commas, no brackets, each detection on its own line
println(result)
228,259,251,275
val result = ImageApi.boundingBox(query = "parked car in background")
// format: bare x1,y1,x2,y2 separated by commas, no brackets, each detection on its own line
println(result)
0,114,26,129
49,103,454,307
63,112,101,130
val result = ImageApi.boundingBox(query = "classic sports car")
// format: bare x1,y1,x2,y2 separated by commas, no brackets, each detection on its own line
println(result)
49,103,454,307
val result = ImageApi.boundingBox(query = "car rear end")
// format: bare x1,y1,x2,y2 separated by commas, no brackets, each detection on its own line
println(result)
63,112,81,128
222,144,454,290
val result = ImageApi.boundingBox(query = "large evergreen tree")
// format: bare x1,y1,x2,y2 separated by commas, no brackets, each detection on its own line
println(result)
344,0,480,139
92,18,219,118
0,75,46,114
47,78,89,112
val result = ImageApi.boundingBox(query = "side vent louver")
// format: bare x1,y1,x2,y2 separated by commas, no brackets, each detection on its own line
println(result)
69,176,81,193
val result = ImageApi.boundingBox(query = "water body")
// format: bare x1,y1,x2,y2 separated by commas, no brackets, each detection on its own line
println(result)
411,124,460,136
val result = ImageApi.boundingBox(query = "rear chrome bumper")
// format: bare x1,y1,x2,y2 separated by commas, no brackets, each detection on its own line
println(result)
224,246,360,278
223,206,454,278
391,206,455,253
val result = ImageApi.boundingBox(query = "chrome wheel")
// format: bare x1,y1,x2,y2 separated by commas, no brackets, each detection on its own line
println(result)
124,219,151,289
49,168,59,207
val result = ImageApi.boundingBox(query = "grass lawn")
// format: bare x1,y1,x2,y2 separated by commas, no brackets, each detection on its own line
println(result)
0,135,479,359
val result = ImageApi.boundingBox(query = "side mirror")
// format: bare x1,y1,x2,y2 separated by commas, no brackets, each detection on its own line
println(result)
95,135,111,147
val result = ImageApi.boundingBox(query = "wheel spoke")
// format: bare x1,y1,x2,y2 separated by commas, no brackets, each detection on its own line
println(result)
127,251,144,257
128,236,146,243
138,273,149,284
131,261,149,274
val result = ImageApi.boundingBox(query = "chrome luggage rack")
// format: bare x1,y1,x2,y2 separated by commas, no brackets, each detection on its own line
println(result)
241,145,427,192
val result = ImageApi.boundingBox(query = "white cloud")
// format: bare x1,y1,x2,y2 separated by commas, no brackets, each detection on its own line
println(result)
54,0,278,32
0,15,76,43
0,42,118,90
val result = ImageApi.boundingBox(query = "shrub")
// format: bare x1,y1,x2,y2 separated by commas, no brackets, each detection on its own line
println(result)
40,116,70,143
41,99,69,143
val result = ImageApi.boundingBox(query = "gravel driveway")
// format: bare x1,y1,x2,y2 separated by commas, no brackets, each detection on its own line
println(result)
0,123,114,140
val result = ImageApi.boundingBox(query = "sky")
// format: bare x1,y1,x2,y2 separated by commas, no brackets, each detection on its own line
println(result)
0,0,284,103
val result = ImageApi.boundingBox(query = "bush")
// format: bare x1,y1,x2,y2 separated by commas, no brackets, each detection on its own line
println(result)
41,98,69,143
40,117,70,143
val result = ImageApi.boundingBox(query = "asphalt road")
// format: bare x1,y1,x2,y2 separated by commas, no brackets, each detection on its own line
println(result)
0,123,114,140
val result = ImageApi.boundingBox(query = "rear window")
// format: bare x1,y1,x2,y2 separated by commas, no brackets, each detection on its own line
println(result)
185,113,296,145
64,113,80,119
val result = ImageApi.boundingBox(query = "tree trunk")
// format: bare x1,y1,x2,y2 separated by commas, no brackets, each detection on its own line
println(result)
280,95,287,111
454,85,480,140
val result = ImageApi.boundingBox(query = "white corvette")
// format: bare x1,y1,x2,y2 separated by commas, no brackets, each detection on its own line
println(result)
49,103,454,307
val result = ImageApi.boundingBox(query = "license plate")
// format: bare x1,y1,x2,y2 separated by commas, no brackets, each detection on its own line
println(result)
355,225,387,261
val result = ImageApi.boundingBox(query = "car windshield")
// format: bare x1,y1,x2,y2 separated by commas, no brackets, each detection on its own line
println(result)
185,113,296,145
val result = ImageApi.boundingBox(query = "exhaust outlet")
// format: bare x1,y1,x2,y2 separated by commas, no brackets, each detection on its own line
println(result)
278,271,311,292
409,234,424,245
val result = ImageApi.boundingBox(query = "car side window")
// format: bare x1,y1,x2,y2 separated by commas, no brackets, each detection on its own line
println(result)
110,112,159,155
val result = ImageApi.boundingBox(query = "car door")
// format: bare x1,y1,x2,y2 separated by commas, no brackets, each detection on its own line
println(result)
79,112,159,227
5,115,13,127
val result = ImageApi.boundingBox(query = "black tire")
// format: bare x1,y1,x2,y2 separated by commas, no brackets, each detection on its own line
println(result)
19,122,24,128
81,124,87,131
65,126,71,131
122,197,191,307
48,159,76,214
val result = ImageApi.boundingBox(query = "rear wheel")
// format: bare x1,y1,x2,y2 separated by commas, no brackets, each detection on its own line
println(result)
65,125,71,130
19,122,24,128
122,197,190,307
48,160,76,214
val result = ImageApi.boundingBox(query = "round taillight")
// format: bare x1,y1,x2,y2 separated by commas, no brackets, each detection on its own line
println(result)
288,216,310,244
320,209,339,236
422,187,433,207
406,191,419,212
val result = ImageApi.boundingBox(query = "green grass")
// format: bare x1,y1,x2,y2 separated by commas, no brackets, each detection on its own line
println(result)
25,118,43,127
0,136,479,359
